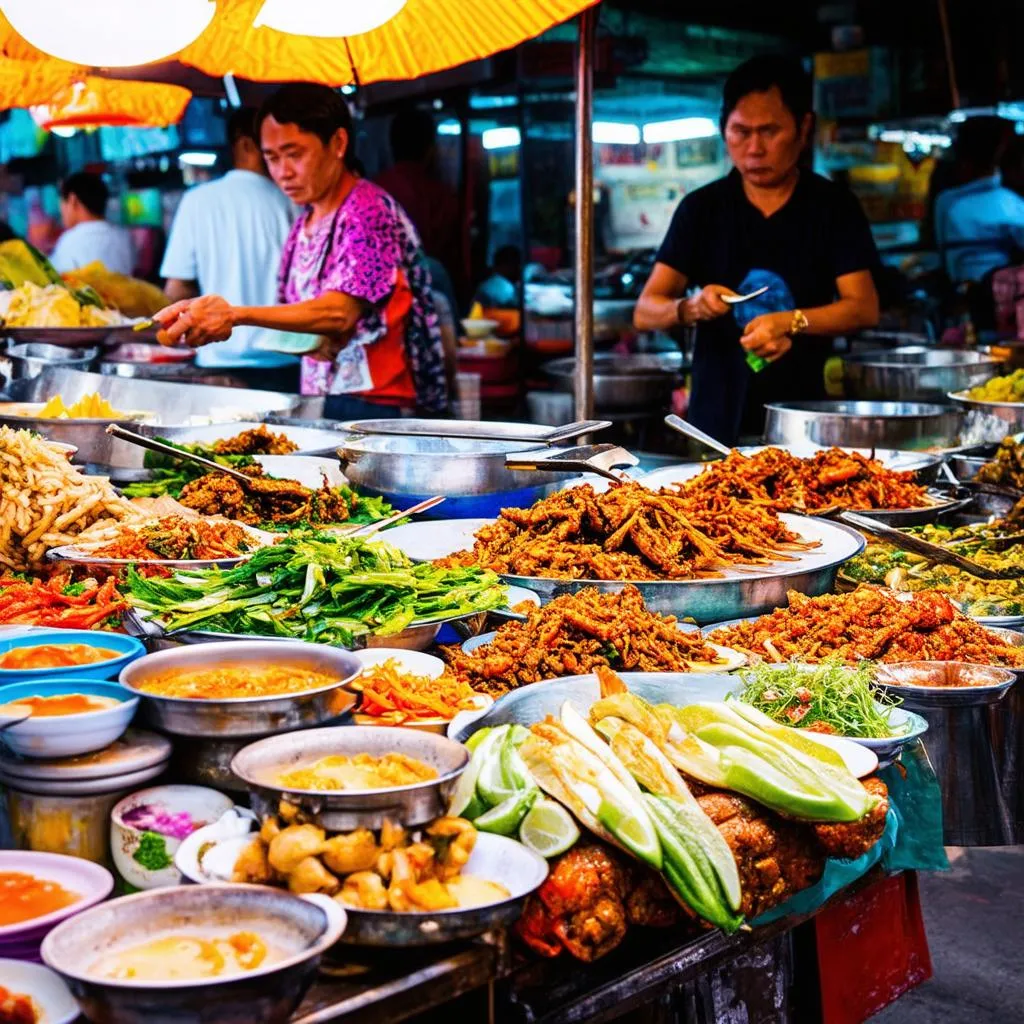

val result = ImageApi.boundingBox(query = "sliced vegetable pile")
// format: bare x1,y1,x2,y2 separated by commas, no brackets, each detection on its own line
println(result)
453,670,880,933
734,659,903,738
124,533,507,645
0,572,126,628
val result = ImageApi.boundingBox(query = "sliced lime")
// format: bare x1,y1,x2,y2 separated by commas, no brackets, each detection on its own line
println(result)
464,727,492,755
474,789,537,836
519,798,580,858
597,797,662,869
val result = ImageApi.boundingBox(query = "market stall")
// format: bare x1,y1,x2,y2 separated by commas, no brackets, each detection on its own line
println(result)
6,373,1019,1023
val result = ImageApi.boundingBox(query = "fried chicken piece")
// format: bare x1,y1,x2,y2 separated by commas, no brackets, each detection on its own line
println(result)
515,844,629,961
212,426,299,456
232,836,274,885
287,855,340,895
695,789,825,919
321,829,380,875
267,823,326,875
623,865,683,928
813,777,889,860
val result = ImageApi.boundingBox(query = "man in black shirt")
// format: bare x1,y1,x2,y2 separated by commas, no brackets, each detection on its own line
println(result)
634,56,880,444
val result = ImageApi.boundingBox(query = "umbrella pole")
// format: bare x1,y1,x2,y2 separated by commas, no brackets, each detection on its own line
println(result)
573,6,596,421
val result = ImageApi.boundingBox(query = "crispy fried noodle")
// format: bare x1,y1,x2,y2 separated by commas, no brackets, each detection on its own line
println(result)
0,427,140,571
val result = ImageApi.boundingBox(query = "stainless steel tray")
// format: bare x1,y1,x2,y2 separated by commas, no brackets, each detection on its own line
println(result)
842,346,1002,402
498,513,866,625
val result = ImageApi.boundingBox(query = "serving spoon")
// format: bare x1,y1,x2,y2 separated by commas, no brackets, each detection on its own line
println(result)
664,414,734,457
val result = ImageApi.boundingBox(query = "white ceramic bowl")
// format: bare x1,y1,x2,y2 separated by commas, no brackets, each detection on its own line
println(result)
350,648,446,679
0,680,138,759
110,784,235,890
0,959,79,1023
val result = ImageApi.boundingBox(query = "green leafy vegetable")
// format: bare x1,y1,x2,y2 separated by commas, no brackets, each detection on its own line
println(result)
133,831,172,871
735,658,901,739
125,532,506,644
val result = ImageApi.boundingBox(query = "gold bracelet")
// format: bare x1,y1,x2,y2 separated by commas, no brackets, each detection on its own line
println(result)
790,309,809,335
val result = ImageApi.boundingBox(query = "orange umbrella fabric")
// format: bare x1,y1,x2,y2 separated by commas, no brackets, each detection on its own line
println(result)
31,78,192,128
0,0,600,87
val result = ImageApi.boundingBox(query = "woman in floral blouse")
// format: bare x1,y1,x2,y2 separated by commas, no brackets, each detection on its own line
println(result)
154,84,447,419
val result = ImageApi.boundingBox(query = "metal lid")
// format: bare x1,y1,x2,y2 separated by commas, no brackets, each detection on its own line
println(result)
0,728,171,782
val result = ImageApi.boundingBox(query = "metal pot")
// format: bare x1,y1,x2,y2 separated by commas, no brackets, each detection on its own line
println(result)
544,352,684,412
0,342,98,388
763,400,962,450
119,642,361,739
842,346,1003,402
41,885,346,1024
948,390,1024,441
338,425,573,519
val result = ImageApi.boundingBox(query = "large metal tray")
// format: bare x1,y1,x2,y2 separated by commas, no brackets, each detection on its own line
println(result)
499,513,866,626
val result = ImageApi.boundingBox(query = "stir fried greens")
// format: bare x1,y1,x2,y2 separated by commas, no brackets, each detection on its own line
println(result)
125,533,507,645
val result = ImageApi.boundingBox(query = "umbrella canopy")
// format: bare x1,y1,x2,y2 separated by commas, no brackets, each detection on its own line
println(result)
0,0,600,87
31,78,192,129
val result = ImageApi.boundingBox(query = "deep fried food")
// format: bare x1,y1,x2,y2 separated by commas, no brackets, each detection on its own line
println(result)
441,481,815,581
178,468,357,527
87,515,256,561
211,426,298,456
813,777,890,860
709,585,1024,667
676,447,928,512
440,585,727,696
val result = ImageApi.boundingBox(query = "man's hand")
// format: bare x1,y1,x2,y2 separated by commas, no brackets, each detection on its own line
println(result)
153,295,236,348
739,311,793,362
681,284,737,324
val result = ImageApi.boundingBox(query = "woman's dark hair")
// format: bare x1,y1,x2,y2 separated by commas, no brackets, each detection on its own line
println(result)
257,84,355,167
60,171,108,218
720,55,813,133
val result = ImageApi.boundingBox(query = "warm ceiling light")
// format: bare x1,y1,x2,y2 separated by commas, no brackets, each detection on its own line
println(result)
1,0,216,67
253,0,408,38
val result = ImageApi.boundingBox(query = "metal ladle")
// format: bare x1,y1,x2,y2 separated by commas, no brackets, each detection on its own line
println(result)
106,424,257,487
663,414,734,457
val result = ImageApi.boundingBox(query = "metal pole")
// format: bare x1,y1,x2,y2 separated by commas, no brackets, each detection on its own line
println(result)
573,7,596,421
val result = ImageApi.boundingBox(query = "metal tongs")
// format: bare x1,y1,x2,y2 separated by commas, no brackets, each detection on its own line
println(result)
345,419,613,445
836,510,1024,581
505,443,640,483
106,424,257,486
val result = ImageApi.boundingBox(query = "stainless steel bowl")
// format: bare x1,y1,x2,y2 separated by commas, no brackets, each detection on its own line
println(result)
40,884,346,1024
948,390,1024,441
545,352,683,411
763,400,962,450
119,641,361,738
0,342,99,387
339,833,547,946
842,347,1003,402
338,427,573,519
871,662,1017,708
230,726,469,831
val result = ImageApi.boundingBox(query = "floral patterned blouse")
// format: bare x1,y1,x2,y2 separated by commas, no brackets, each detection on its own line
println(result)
277,179,447,412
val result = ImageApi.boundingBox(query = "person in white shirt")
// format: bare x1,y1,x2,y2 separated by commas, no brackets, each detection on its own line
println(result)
51,171,135,276
160,107,307,385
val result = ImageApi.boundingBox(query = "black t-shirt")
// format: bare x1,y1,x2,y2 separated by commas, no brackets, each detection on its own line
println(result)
656,169,879,444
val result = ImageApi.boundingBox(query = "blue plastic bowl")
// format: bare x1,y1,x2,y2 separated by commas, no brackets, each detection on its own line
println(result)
0,630,146,684
0,679,138,759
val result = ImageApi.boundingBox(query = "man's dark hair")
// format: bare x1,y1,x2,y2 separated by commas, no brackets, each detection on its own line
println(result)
720,55,813,133
226,107,259,147
389,108,437,163
257,84,355,167
956,116,1011,174
60,171,108,218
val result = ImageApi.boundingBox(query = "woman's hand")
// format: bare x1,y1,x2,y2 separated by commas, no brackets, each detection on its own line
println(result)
740,312,793,363
681,284,737,323
153,295,236,348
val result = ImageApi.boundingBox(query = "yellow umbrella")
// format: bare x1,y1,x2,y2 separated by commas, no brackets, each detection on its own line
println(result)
31,78,192,129
0,0,599,86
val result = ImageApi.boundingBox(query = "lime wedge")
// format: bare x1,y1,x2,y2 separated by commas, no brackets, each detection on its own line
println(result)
519,798,580,858
474,789,537,836
450,727,500,817
597,798,662,869
464,727,492,755
477,728,519,806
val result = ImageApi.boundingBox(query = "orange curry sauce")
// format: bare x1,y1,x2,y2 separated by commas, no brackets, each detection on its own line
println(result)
0,871,79,926
8,694,112,717
0,644,119,671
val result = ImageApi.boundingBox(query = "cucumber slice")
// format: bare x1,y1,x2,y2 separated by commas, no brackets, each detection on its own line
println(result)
597,797,662,870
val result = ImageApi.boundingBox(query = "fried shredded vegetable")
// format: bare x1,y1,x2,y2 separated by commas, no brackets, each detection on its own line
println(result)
441,481,815,581
440,584,727,697
709,586,1024,667
355,659,480,723
973,435,1024,489
735,659,903,738
674,447,928,512
86,515,257,562
0,572,126,629
125,533,506,645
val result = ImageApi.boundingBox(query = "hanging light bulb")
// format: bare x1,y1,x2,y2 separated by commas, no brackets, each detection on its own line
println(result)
253,0,407,38
1,0,216,67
